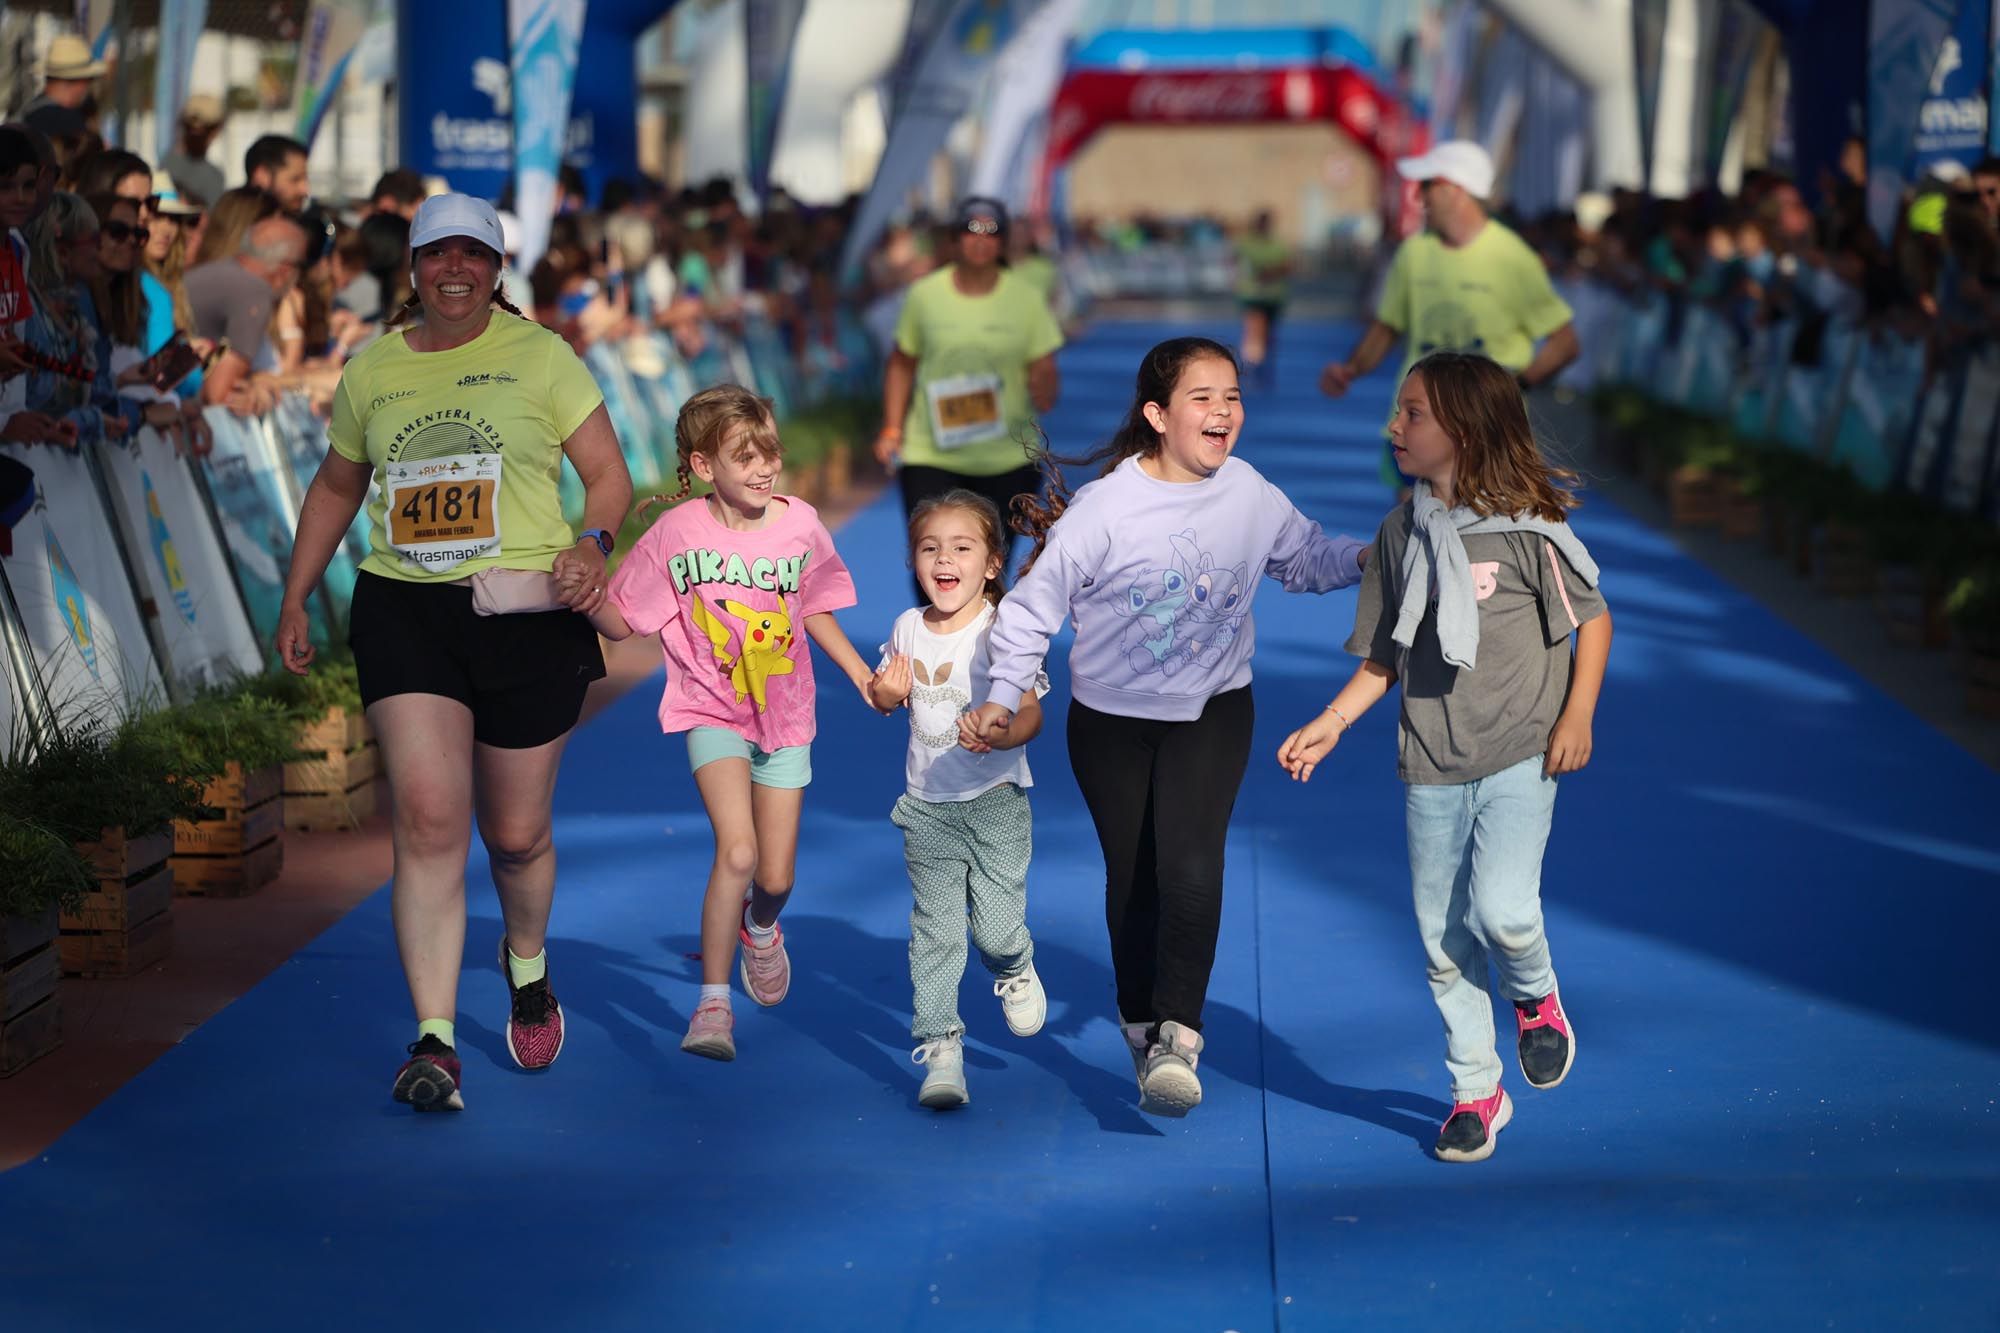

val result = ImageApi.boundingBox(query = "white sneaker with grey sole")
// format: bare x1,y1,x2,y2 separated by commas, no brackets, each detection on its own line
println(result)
994,963,1047,1036
1140,1020,1204,1117
913,1034,968,1110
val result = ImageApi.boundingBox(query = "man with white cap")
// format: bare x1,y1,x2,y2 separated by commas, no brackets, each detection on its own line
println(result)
1320,141,1578,459
19,35,106,119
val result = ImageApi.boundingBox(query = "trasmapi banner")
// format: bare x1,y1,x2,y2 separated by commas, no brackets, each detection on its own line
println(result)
1868,0,1957,236
96,428,264,692
509,0,588,274
839,0,1044,281
292,0,371,150
744,0,808,205
0,443,165,729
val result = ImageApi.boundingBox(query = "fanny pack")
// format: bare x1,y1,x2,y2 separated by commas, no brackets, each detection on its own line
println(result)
455,568,568,616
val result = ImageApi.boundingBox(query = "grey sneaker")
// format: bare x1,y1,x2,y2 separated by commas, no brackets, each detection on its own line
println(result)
993,963,1046,1036
1140,1020,1204,1117
913,1034,968,1110
1119,1020,1150,1087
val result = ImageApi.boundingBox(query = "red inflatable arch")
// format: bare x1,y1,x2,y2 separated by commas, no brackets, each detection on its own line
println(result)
1038,63,1428,230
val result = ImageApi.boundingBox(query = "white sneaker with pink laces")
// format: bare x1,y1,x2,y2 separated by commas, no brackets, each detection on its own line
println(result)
680,997,736,1061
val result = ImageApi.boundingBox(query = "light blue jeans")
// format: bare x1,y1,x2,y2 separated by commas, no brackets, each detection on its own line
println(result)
1406,753,1560,1101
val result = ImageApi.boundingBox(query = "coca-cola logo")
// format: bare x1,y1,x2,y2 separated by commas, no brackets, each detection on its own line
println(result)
1129,75,1272,122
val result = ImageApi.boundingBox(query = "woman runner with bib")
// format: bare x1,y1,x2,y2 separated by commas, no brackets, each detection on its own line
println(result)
276,194,633,1113
873,197,1062,595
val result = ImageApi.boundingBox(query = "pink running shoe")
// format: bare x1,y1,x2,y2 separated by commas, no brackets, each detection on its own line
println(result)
391,1035,463,1112
738,924,790,1006
1434,1087,1513,1162
499,938,565,1071
1513,988,1574,1089
680,998,736,1061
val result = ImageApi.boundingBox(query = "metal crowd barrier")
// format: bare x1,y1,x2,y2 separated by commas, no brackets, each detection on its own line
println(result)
1566,279,1997,520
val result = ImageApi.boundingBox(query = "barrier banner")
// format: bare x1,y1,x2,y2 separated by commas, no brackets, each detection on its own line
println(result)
968,0,1087,213
201,411,317,650
1867,0,1957,236
744,0,807,204
154,0,210,165
292,0,370,149
509,0,589,274
0,443,165,728
96,429,263,691
839,0,1042,280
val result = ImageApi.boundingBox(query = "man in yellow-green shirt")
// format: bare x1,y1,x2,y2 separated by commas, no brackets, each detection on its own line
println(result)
875,197,1063,591
1321,141,1578,479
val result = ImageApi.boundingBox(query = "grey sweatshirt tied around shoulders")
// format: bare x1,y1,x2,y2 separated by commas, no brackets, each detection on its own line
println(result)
1393,479,1601,670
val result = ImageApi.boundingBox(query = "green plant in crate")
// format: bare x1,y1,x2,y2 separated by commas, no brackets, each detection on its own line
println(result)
127,689,314,790
237,653,363,722
0,810,96,919
0,718,211,849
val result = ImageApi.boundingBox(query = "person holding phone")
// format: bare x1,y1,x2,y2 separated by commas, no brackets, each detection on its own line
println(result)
278,193,633,1114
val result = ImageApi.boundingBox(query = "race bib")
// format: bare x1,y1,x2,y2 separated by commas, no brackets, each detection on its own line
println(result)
925,372,1005,451
386,453,502,573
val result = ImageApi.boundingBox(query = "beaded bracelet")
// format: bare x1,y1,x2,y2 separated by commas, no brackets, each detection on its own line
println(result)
1324,703,1351,731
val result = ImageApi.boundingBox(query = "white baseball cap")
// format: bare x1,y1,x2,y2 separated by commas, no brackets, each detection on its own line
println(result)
409,192,505,254
1395,140,1496,200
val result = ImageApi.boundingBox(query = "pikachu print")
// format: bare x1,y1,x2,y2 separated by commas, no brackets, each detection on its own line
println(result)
910,655,970,751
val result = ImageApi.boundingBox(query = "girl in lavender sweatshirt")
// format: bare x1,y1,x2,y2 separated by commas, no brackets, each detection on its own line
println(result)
963,336,1368,1117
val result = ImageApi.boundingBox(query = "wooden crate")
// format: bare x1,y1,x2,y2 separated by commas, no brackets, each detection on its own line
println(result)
175,763,283,856
172,762,285,897
0,994,60,1077
284,742,377,795
61,830,175,977
1,908,59,1022
285,780,378,833
298,706,369,757
1667,467,1723,527
58,909,172,978
172,835,284,897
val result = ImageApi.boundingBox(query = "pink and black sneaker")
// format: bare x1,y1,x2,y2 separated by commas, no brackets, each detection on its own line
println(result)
500,939,565,1071
391,1034,464,1112
1513,988,1574,1090
1434,1086,1512,1162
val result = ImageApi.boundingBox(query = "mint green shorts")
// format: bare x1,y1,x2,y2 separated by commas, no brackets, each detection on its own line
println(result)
685,726,813,789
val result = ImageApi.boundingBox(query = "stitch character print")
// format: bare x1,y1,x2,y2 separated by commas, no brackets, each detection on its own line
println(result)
1162,530,1248,676
690,590,797,710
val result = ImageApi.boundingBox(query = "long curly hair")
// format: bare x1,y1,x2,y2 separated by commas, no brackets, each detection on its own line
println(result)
1011,335,1237,577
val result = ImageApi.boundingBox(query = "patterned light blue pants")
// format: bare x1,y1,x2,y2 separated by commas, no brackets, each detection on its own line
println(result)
893,784,1034,1041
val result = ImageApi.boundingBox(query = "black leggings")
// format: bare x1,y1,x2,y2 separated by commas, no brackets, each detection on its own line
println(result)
1066,687,1254,1033
898,462,1043,595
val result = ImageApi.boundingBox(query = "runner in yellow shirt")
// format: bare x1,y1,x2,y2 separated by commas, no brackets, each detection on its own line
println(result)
1320,142,1578,485
1235,210,1291,390
874,197,1064,595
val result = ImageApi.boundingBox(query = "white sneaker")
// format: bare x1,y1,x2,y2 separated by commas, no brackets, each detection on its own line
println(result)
993,963,1046,1036
1139,1020,1204,1117
912,1035,968,1110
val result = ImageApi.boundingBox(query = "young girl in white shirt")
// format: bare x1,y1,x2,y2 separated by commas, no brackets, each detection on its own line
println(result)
868,490,1049,1110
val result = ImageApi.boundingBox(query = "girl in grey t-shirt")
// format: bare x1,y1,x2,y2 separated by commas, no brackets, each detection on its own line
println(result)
1278,351,1613,1164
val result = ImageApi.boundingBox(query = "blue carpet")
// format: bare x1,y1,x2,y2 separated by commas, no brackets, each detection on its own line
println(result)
2,320,1996,1331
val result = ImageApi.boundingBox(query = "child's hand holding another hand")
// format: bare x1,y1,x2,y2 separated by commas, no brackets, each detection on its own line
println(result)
869,653,912,713
1277,708,1348,782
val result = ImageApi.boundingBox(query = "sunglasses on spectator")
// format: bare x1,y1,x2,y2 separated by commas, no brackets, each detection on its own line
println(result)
102,221,149,243
962,218,1002,236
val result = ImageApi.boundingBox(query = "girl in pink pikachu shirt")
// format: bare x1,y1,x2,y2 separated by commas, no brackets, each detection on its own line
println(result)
572,384,877,1061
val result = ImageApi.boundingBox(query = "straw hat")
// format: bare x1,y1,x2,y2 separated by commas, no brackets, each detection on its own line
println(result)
43,35,108,82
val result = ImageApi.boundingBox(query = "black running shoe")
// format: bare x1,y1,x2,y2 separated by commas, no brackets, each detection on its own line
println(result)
391,1034,464,1112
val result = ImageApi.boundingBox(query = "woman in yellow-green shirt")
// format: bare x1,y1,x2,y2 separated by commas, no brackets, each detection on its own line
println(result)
874,197,1063,592
276,194,633,1114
